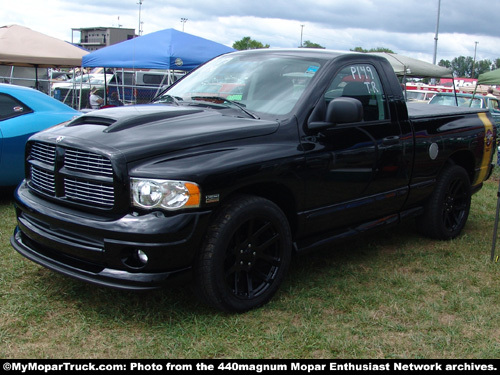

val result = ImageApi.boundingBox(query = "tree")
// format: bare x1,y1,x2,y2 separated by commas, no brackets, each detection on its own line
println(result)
473,59,492,78
351,47,395,53
232,37,270,50
439,56,493,78
438,59,451,69
454,56,473,77
301,40,325,49
494,58,500,70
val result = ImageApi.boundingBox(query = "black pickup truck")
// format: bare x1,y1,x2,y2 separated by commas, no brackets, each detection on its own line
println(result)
11,49,496,312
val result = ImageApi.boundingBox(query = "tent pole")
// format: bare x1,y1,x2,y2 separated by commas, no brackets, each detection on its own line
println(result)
35,65,39,91
469,81,479,107
453,77,459,106
49,69,53,97
491,149,500,262
402,72,407,101
103,70,108,106
121,69,125,104
491,179,500,262
77,67,85,110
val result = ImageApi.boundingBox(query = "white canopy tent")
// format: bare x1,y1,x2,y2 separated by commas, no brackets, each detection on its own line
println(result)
0,24,88,67
0,24,88,90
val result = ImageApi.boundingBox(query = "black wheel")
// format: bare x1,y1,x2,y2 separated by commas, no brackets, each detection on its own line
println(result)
417,164,471,240
195,195,292,313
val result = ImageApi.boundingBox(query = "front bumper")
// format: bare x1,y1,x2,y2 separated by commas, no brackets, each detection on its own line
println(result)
11,182,212,290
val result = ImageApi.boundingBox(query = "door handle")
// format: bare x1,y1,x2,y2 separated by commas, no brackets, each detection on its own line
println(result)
382,136,400,145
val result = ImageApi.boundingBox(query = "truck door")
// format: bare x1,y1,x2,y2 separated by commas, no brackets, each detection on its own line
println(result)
302,63,410,234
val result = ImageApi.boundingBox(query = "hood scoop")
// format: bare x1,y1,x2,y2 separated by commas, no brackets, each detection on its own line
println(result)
66,107,204,133
67,115,117,127
105,109,204,133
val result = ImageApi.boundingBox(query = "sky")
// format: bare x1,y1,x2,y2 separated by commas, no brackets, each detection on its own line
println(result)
3,0,499,64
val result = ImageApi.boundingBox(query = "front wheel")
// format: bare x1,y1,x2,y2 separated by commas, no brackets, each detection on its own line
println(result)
194,195,292,313
417,164,471,240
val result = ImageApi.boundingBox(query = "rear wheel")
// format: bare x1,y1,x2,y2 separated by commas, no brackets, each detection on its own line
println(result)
417,164,471,240
195,195,292,313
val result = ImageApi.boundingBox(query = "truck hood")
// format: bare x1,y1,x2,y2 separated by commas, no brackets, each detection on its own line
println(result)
33,104,279,161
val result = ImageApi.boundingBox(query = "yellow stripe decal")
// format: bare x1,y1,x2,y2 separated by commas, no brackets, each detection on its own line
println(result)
474,112,494,185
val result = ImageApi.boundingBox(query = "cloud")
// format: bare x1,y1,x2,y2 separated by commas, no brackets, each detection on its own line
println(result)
4,0,499,64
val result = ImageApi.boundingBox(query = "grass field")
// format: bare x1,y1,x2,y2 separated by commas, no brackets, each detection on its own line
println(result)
1,175,499,359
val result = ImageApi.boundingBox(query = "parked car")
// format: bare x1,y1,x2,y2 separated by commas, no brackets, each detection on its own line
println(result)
429,92,500,130
107,70,185,104
0,83,79,186
52,74,108,109
51,73,105,89
405,89,436,102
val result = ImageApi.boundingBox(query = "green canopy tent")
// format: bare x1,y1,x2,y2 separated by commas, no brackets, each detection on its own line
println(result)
369,52,453,78
477,68,500,85
368,52,454,103
471,68,500,102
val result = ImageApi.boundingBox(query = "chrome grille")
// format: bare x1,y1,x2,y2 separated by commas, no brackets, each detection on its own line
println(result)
30,142,56,165
64,178,115,207
30,165,56,194
28,141,115,209
65,149,113,177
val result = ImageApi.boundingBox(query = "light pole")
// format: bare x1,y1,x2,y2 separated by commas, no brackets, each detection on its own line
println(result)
432,0,441,65
472,41,479,78
181,18,188,32
300,24,304,48
137,0,143,36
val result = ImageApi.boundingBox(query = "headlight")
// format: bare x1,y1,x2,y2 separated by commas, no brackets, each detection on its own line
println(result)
131,178,200,211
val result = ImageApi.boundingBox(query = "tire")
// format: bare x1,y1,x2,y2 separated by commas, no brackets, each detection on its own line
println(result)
417,164,471,240
194,195,292,313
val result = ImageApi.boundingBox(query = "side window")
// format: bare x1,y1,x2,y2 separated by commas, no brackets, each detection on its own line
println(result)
142,74,166,85
109,73,133,86
489,98,499,111
0,93,33,121
325,64,388,121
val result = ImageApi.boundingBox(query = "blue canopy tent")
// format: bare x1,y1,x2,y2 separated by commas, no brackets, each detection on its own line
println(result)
82,28,235,70
81,28,235,106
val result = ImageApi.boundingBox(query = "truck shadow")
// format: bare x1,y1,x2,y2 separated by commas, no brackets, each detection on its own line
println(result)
28,219,425,321
287,221,419,275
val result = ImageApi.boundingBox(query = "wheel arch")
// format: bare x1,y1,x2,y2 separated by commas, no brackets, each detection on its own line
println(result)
447,149,476,183
222,182,298,236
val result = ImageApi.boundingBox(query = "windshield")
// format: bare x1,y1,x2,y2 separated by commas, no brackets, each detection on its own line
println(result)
429,95,482,107
156,53,322,117
58,74,106,85
406,91,434,101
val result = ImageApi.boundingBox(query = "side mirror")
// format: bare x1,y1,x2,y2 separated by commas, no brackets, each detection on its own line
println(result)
308,97,363,131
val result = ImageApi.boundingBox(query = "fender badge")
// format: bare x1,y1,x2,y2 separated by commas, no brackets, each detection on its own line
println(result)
485,129,494,148
56,136,65,143
205,194,220,204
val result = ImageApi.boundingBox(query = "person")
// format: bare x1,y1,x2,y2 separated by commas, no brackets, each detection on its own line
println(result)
89,87,103,109
108,91,124,106
486,87,497,98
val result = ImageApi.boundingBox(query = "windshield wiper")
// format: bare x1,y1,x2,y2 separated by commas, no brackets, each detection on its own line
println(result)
154,95,182,106
190,96,259,119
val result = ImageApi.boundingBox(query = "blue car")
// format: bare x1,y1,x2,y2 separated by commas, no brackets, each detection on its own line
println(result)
0,84,79,187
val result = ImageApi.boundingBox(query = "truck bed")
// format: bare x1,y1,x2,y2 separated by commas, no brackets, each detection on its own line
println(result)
407,102,487,119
